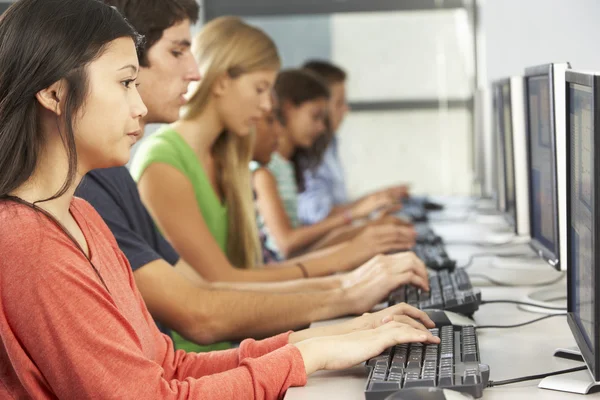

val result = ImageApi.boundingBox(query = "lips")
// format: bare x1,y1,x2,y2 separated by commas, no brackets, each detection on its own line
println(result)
127,130,142,143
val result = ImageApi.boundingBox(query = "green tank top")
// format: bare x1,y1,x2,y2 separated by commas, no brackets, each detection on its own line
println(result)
130,126,229,253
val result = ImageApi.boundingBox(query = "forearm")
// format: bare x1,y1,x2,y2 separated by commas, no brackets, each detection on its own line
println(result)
210,274,341,293
292,241,371,277
188,286,353,342
275,213,349,257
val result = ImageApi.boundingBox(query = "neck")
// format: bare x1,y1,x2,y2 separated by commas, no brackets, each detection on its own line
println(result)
277,127,296,160
9,136,83,222
172,101,225,160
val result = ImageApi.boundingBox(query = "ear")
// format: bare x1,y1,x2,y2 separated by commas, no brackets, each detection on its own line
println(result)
212,73,231,97
35,80,66,116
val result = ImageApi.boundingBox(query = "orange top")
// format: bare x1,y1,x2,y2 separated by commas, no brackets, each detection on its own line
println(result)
0,197,306,399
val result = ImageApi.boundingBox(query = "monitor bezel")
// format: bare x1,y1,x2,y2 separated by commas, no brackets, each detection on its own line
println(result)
565,70,600,383
496,78,517,230
492,79,508,214
524,64,561,267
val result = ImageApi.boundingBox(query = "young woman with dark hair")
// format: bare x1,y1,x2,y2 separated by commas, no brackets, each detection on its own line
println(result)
0,1,438,398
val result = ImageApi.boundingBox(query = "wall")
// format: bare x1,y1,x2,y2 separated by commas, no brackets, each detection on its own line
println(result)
246,9,475,198
482,0,600,83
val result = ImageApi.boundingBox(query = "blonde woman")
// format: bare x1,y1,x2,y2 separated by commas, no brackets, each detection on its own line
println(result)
130,17,419,282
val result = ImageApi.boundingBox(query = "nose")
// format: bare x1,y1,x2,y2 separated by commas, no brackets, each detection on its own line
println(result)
185,53,201,82
132,89,148,119
260,93,273,113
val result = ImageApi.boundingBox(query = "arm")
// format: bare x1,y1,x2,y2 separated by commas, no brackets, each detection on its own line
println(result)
138,163,384,285
135,258,357,344
174,259,341,292
136,251,431,346
2,249,306,399
137,163,335,281
253,167,350,257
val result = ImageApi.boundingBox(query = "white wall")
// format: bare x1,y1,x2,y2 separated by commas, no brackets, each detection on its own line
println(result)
332,10,475,198
482,0,600,83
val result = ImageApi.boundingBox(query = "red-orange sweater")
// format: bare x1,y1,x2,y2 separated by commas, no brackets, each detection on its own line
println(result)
0,198,307,399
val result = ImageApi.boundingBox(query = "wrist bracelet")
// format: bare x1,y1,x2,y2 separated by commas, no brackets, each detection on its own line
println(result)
297,262,309,278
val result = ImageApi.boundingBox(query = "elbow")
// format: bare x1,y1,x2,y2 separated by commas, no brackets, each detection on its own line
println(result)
179,310,227,346
276,240,294,259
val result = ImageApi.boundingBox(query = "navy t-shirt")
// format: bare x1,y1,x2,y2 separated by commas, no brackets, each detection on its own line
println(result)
75,166,179,336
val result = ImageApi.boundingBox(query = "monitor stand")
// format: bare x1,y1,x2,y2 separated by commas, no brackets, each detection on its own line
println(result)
519,281,567,314
539,365,600,394
553,346,584,362
478,255,565,286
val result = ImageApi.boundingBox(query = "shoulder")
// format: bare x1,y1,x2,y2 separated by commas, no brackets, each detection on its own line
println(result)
130,126,182,180
72,197,121,250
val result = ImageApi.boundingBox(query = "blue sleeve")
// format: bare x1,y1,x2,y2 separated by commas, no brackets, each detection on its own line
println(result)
76,168,180,272
297,162,335,225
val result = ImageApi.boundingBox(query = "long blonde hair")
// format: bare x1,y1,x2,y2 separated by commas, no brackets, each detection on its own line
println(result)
183,16,281,268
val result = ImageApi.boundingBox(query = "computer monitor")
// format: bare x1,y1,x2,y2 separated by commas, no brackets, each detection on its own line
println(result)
492,83,507,213
565,70,600,386
491,77,530,236
473,87,494,198
524,63,570,271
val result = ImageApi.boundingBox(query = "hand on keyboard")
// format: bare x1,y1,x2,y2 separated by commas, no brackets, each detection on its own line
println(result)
294,321,441,375
340,253,430,314
343,303,436,332
349,226,417,263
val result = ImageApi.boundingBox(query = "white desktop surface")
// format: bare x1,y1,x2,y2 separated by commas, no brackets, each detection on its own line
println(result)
285,200,599,400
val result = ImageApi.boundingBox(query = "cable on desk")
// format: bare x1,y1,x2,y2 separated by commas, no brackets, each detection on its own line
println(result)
468,271,565,287
457,253,538,269
487,365,587,387
476,313,566,330
480,299,566,310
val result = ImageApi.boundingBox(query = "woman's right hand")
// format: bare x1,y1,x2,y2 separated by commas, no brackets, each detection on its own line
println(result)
351,224,416,258
352,192,398,219
295,321,440,375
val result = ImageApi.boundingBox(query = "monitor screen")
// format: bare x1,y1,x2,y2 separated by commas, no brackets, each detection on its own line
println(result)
501,82,517,227
526,74,559,260
569,82,595,370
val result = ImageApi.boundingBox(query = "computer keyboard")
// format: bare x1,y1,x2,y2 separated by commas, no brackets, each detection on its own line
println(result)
414,223,442,244
364,325,489,400
413,242,456,271
398,205,428,223
388,269,481,316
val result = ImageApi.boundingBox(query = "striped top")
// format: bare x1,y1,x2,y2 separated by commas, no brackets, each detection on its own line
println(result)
253,153,300,260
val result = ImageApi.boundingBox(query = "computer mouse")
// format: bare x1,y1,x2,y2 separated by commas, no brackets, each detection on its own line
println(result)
424,309,477,327
384,387,474,400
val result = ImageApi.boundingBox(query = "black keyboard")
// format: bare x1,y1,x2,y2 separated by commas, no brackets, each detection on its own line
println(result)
413,243,456,271
414,223,442,244
388,269,481,316
398,205,428,223
364,325,489,400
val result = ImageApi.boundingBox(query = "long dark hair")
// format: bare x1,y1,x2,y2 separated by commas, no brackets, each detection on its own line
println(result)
274,69,331,192
0,0,142,201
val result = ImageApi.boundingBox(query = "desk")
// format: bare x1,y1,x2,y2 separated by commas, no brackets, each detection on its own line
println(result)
285,199,600,400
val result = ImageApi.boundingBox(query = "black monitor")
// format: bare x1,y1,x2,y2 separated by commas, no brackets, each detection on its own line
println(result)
524,65,562,268
492,83,507,213
566,70,600,383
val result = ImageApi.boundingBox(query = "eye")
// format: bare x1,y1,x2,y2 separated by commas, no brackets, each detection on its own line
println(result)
121,79,137,89
171,50,183,58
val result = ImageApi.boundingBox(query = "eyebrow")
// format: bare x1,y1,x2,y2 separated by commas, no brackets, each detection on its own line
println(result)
169,39,192,47
118,64,138,74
